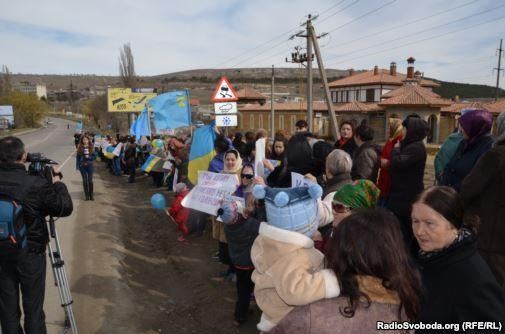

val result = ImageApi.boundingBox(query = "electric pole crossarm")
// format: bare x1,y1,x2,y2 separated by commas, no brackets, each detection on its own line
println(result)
309,25,340,141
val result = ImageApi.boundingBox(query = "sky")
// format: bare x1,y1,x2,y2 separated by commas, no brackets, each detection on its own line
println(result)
0,0,504,86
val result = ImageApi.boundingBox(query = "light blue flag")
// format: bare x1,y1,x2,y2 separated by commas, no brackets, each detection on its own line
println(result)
150,90,191,132
130,107,151,138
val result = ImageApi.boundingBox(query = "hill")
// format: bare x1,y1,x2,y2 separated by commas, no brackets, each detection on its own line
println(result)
9,69,504,103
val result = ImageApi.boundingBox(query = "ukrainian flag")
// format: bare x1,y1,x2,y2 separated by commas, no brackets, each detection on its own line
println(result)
188,123,216,185
141,155,161,173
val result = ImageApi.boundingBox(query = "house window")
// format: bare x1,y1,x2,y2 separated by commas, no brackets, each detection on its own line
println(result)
346,91,349,102
355,90,360,101
338,91,342,102
250,114,254,129
279,115,284,130
258,114,263,129
291,115,297,133
366,89,375,102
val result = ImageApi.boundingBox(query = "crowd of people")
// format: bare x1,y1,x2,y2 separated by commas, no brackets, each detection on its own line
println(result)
75,109,505,332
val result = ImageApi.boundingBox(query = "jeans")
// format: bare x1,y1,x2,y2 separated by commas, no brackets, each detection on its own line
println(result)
0,252,47,334
112,157,121,175
79,162,94,185
234,268,254,322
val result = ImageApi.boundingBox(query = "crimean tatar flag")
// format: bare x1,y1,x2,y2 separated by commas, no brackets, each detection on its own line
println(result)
188,123,216,185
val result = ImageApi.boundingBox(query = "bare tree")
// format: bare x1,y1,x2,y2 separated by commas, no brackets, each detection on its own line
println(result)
0,65,12,97
119,43,136,88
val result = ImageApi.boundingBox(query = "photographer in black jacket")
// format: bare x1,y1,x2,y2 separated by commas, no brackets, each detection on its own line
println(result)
0,136,73,334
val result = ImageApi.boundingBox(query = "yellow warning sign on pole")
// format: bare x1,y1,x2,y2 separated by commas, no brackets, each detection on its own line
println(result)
107,88,157,112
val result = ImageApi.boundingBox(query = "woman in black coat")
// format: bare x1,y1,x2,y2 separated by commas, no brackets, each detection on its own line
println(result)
440,108,494,192
387,115,429,247
411,186,505,327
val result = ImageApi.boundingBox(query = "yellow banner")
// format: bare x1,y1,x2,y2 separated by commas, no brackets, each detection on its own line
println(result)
107,88,157,112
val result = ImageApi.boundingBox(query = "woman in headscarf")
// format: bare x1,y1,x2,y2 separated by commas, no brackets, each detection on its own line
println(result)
460,112,505,288
440,108,494,191
377,118,403,206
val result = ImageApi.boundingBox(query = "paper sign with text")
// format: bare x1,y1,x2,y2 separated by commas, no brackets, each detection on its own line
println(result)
291,172,316,188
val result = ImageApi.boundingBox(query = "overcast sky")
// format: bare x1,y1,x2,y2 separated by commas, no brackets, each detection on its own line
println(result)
0,0,504,86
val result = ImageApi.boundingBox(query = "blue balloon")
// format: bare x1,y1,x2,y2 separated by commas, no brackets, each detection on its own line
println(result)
150,193,166,211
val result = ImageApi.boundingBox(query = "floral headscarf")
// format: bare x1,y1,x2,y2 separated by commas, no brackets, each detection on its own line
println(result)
333,179,380,209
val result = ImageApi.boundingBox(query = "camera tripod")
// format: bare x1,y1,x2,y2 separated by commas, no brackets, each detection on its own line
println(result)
47,217,79,334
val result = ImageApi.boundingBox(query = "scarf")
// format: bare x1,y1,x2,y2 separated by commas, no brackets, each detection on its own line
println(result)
333,179,380,209
418,228,472,259
357,275,400,305
458,109,493,148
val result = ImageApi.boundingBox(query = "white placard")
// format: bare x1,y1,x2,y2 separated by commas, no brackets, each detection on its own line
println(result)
162,160,173,170
181,171,240,215
254,138,266,178
291,172,316,188
214,102,238,114
216,115,237,127
112,142,123,157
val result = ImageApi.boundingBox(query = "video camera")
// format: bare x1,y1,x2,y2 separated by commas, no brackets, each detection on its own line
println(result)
26,153,62,183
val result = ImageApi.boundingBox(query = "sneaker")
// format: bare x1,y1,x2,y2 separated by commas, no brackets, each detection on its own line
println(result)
177,236,187,242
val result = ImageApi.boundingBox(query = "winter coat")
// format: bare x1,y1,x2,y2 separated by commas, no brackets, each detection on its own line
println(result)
270,276,411,334
416,233,505,326
434,132,463,180
208,153,225,173
387,118,428,218
377,136,401,199
440,134,493,192
0,163,73,252
251,222,340,332
335,137,357,158
169,189,190,226
124,143,137,167
351,141,380,183
224,216,261,269
460,138,505,287
321,173,352,199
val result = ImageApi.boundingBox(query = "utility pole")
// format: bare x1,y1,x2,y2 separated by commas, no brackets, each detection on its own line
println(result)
270,65,275,139
495,38,503,102
306,15,313,132
309,25,340,141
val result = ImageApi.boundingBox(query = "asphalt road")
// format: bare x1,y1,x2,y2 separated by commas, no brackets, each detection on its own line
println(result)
15,118,137,334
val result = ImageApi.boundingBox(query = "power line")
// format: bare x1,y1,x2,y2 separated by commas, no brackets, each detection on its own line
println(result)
324,0,480,51
325,13,505,68
315,0,361,26
325,3,505,62
325,0,397,34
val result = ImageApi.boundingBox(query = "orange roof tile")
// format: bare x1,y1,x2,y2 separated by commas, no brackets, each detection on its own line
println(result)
236,86,267,100
334,101,383,113
239,101,328,112
382,85,440,99
484,99,505,114
378,84,451,107
440,102,487,113
328,69,439,88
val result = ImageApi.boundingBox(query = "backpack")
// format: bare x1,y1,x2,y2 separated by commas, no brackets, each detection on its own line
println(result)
0,193,28,254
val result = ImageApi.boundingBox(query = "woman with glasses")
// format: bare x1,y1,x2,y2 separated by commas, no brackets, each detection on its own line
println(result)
315,179,380,253
235,163,254,200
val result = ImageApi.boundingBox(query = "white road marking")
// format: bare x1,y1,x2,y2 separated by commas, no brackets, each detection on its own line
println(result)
60,150,76,168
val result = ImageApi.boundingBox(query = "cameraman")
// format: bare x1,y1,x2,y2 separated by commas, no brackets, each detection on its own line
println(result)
0,136,73,334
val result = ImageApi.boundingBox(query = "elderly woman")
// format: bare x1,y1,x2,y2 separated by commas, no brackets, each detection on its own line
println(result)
412,186,505,324
440,108,494,191
271,209,422,333
316,179,379,252
461,112,505,288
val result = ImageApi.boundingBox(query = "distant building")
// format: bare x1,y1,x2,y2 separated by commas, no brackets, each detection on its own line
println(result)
328,58,439,103
13,81,47,99
236,86,267,105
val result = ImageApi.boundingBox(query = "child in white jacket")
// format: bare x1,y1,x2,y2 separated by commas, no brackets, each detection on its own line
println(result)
250,184,340,332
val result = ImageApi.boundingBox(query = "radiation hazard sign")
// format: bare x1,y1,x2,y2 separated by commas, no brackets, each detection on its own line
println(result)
211,76,238,102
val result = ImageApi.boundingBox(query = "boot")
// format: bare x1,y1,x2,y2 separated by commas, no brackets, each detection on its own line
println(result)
83,182,90,201
89,182,94,201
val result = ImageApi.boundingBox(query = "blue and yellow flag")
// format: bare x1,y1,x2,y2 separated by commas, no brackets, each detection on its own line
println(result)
150,90,191,132
188,123,216,185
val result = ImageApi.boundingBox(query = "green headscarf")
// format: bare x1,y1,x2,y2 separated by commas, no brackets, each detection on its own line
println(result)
333,179,380,209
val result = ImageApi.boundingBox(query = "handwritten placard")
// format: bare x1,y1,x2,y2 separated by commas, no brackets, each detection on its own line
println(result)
291,172,316,188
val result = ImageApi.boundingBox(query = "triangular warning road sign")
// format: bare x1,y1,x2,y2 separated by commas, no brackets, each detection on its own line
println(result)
211,76,239,102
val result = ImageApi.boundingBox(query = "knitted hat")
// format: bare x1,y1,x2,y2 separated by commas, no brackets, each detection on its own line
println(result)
252,184,323,237
174,183,187,194
333,180,380,209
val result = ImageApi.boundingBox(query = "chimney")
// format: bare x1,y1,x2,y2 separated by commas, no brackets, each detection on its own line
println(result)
349,68,354,76
373,65,379,75
414,70,422,80
454,95,460,103
390,62,397,76
406,57,415,79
